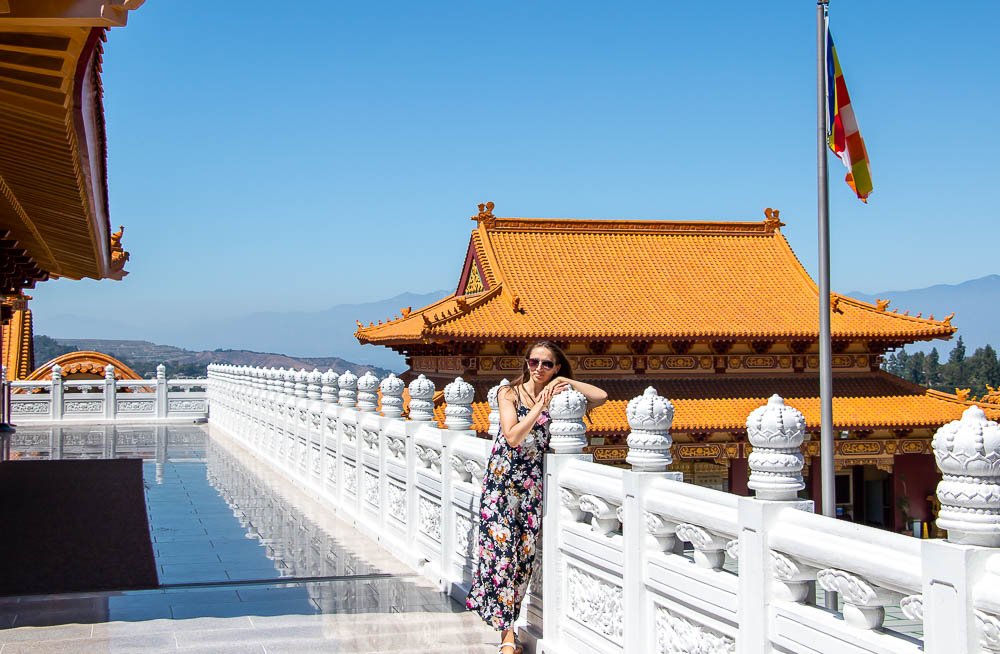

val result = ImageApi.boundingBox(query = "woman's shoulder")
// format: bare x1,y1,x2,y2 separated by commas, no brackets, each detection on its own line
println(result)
498,384,518,401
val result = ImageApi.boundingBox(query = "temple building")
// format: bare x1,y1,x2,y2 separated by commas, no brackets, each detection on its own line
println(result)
0,3,142,405
356,203,1000,532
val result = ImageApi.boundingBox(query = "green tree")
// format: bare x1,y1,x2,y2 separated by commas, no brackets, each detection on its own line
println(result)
905,351,926,385
924,348,943,388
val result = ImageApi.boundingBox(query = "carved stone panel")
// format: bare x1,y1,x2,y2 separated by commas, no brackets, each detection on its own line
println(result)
67,400,104,413
388,482,407,524
418,495,441,542
11,401,49,414
565,565,623,644
168,399,206,412
655,604,735,654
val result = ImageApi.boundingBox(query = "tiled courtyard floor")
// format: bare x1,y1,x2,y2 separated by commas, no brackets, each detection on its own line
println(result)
1,425,499,652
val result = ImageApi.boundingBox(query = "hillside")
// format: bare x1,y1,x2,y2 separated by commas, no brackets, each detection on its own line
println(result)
40,338,393,379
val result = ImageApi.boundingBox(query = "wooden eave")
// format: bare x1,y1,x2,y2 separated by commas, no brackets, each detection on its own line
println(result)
0,10,137,288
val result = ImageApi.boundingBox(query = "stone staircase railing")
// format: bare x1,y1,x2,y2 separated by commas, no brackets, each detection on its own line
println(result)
206,364,1000,654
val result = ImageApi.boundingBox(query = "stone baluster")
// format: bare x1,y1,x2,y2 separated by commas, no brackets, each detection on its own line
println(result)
746,394,805,501
379,373,405,419
294,369,308,400
104,363,116,420
356,371,379,413
321,369,339,404
51,364,64,420
156,363,167,419
338,371,358,407
548,388,588,454
444,377,474,430
933,405,1000,546
625,386,674,472
744,395,816,600
307,369,322,401
408,374,435,422
487,379,510,438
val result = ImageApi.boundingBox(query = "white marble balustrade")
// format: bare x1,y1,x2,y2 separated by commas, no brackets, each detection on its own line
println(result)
8,364,207,423
206,365,1000,654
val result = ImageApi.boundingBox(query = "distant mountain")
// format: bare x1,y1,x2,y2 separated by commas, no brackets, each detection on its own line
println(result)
44,338,393,379
35,290,450,371
847,274,1000,355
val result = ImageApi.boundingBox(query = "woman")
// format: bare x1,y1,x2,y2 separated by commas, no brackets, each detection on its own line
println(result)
466,341,608,653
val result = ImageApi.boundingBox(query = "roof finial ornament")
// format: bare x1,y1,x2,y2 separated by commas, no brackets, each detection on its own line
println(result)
109,225,130,275
473,201,496,224
943,312,954,325
401,306,411,318
876,298,890,312
831,295,841,313
763,207,785,232
956,388,971,401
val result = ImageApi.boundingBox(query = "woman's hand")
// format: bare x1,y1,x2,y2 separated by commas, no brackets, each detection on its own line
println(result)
541,381,570,408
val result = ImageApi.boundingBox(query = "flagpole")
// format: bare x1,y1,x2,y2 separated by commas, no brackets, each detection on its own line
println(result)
816,0,838,611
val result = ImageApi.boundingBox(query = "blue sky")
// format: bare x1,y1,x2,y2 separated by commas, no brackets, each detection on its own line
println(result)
30,1,999,347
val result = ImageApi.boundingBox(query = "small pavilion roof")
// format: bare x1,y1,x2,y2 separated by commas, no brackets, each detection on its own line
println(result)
356,210,955,346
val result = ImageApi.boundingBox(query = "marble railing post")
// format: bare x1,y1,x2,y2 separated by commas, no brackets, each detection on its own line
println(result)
378,373,406,542
356,371,379,413
406,374,436,560
307,369,324,486
441,376,475,591
155,364,167,419
922,405,1000,654
321,369,339,497
621,387,679,654
104,364,116,420
51,364,63,421
738,395,813,654
533,387,590,653
337,371,359,519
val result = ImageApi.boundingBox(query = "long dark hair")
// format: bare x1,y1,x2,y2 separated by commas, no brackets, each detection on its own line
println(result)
508,341,574,398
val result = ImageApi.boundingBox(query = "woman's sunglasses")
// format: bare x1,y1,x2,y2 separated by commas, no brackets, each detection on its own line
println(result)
526,358,556,371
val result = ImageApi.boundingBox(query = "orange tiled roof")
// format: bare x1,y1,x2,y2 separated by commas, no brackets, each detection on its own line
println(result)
1,304,33,381
357,213,955,345
26,351,142,381
427,373,998,435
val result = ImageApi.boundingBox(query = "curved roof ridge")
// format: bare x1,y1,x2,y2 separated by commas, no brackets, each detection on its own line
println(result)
483,216,780,235
27,350,142,381
834,294,955,328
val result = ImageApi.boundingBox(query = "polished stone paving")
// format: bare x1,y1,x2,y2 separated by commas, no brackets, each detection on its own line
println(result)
0,425,499,652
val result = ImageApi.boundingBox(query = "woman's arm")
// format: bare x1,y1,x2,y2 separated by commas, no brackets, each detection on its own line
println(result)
498,386,555,447
549,376,608,409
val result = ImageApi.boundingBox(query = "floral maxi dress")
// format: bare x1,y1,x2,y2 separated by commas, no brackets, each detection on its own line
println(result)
466,403,550,630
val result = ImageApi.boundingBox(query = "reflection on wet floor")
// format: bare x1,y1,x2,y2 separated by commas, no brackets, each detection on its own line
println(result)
0,424,497,652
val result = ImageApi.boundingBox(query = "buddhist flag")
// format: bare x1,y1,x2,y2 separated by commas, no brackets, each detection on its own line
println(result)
826,27,873,202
